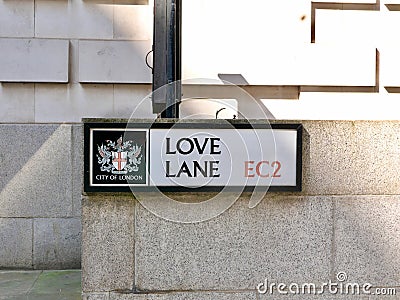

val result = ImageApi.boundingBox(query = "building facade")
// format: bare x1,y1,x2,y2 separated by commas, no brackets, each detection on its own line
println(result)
1,1,400,299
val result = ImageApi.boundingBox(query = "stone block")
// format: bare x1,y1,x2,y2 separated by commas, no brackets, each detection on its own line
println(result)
114,5,152,40
0,0,34,37
0,83,34,122
0,124,73,218
35,0,113,39
334,196,400,287
34,83,114,122
113,84,155,119
82,196,135,292
301,121,400,195
34,84,70,122
33,218,81,269
0,218,32,268
0,38,69,82
78,40,152,83
350,122,400,194
301,121,358,195
135,196,333,291
297,45,376,87
315,10,379,45
109,292,256,300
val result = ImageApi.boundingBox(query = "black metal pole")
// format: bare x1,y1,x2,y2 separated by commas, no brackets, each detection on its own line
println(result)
165,0,177,118
152,0,181,118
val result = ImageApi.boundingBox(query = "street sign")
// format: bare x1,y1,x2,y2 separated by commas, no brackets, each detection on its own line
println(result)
84,121,302,192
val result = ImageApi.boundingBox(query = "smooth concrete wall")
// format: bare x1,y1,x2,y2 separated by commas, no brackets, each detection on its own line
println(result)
82,120,400,299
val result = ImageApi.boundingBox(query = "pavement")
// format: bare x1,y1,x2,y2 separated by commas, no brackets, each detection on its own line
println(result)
0,270,81,300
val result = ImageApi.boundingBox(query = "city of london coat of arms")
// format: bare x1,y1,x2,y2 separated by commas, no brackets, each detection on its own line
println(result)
97,136,142,175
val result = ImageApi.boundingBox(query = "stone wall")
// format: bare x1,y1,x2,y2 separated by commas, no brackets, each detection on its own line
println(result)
2,0,400,123
81,120,400,299
0,124,83,269
2,0,400,273
0,0,153,269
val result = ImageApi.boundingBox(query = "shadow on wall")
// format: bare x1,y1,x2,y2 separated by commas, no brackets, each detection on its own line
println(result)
1,125,58,198
0,125,81,269
180,84,301,119
82,0,297,119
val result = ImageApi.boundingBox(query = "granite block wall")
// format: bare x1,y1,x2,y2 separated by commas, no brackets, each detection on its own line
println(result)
82,121,400,299
1,0,400,286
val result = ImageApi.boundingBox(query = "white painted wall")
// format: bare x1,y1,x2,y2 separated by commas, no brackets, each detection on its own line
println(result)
1,0,400,121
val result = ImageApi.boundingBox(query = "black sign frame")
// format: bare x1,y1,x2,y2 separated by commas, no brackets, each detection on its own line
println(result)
84,121,303,193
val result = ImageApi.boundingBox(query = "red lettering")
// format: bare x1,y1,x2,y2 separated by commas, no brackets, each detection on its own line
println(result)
244,160,282,178
245,161,255,177
272,161,282,177
256,161,270,178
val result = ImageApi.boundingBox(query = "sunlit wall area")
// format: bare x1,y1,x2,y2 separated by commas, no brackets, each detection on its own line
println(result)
182,0,400,120
1,0,400,121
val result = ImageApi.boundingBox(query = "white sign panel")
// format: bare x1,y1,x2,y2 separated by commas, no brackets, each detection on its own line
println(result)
85,122,302,192
149,129,298,188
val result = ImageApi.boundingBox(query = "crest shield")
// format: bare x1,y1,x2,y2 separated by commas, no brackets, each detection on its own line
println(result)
96,136,143,175
112,151,127,171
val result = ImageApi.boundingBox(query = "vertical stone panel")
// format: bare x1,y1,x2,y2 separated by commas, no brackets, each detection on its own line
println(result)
82,196,135,292
0,218,33,268
0,124,73,218
334,196,400,286
33,218,81,269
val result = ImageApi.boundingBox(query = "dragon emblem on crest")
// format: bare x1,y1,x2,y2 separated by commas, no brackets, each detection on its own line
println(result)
97,136,143,175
